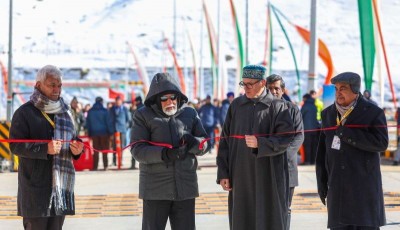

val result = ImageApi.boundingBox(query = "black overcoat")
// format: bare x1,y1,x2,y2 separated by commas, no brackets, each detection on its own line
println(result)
9,101,80,217
286,100,304,187
316,95,388,228
217,90,294,230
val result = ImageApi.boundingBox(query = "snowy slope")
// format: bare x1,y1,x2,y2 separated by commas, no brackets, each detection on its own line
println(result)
0,0,400,118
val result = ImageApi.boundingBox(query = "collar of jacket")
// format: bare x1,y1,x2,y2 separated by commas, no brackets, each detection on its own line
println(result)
237,88,273,107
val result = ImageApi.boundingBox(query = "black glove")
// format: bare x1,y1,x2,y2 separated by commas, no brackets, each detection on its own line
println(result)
180,134,198,150
318,189,327,206
161,145,187,162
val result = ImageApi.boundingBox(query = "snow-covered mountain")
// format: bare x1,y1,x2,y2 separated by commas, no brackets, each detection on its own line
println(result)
1,0,400,118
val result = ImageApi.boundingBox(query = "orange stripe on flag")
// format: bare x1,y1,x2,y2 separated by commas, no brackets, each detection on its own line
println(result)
294,25,335,85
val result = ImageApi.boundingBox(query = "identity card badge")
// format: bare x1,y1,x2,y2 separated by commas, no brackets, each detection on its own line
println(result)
331,135,341,150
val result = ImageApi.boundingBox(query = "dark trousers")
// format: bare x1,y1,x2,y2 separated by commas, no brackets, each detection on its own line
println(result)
303,132,319,164
112,132,126,165
92,135,111,170
287,187,295,230
331,226,379,230
142,199,195,230
23,216,65,230
204,126,215,148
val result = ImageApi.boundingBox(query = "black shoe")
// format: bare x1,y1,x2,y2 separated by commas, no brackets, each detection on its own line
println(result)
393,161,399,166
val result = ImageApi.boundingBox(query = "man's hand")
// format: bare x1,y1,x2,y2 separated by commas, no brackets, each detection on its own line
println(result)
162,145,187,162
219,178,232,191
245,135,258,148
318,189,327,206
70,140,84,156
48,139,62,155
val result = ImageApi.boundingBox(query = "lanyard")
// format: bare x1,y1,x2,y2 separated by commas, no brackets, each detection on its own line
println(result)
41,111,55,128
336,106,354,126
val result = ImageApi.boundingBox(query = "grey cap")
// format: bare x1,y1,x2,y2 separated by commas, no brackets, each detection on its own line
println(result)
331,72,361,94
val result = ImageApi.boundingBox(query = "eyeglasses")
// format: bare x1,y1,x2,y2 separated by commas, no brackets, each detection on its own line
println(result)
239,80,261,89
160,94,177,102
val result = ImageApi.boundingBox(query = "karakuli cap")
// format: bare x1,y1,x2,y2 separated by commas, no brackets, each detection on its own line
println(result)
242,65,267,80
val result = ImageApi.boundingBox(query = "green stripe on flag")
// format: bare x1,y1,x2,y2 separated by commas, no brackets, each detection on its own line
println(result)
358,0,375,91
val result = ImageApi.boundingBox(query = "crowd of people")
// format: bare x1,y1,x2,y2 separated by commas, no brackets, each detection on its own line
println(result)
8,64,397,230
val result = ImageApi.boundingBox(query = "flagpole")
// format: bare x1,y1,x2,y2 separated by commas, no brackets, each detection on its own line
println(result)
6,0,13,121
173,0,177,77
307,0,318,92
217,0,222,99
199,2,204,100
245,0,249,65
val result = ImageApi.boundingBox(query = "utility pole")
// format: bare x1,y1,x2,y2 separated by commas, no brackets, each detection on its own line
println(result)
307,0,318,92
6,0,13,121
217,0,221,99
173,0,177,77
199,2,204,100
245,0,249,65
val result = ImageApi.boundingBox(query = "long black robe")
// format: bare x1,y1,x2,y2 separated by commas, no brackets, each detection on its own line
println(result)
217,90,294,230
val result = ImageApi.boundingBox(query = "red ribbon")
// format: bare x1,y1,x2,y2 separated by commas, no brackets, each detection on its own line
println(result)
2,124,397,153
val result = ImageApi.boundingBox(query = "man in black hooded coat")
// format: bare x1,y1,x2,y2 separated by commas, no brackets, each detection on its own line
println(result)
130,72,209,230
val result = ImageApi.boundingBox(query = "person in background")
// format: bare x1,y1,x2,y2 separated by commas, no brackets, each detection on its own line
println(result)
70,96,85,135
393,107,400,166
9,65,84,230
217,65,294,230
266,74,304,230
83,103,91,117
309,89,324,122
220,92,234,126
109,96,131,166
107,102,113,110
316,72,388,229
129,96,144,169
131,72,209,230
282,88,292,102
363,89,378,106
86,96,113,171
301,93,320,164
198,95,219,149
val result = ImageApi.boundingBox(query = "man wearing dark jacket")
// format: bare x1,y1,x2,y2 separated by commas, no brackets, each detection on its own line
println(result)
266,74,304,230
301,93,320,164
86,96,113,170
316,72,388,229
217,65,294,230
9,65,84,230
109,96,131,166
198,95,219,149
129,96,144,169
131,72,209,230
219,92,234,126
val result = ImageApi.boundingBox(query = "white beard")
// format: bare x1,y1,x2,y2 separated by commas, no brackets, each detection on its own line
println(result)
163,105,177,116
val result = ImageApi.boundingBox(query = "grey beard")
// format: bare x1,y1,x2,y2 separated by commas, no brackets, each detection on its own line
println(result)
163,106,177,116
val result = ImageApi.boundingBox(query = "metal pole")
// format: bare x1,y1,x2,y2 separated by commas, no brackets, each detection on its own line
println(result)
199,3,204,100
173,0,177,50
173,0,177,77
245,0,249,65
6,0,13,121
217,0,221,99
307,0,318,92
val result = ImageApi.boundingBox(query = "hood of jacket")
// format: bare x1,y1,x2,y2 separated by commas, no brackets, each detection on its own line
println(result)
144,72,188,108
